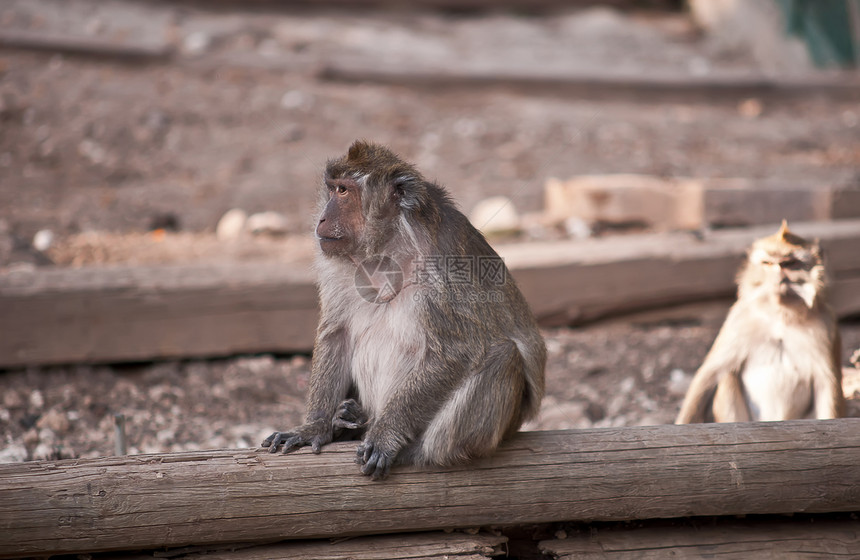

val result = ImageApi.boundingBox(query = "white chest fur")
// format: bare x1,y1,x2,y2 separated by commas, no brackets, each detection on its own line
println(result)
345,286,425,419
740,318,819,421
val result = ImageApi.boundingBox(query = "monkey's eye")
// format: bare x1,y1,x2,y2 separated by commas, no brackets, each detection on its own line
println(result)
336,185,348,196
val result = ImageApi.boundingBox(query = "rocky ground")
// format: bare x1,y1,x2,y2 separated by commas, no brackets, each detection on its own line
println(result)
1,1,859,463
2,303,858,463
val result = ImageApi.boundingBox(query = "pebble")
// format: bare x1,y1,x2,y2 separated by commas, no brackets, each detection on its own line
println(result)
78,139,107,165
32,229,54,252
668,368,692,396
0,443,28,463
29,390,45,410
246,211,290,236
469,196,519,235
37,409,70,434
216,208,247,241
280,90,309,110
183,31,211,56
564,217,593,239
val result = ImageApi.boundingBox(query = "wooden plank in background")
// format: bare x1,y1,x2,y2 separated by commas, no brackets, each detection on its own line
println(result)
0,419,857,558
0,262,318,367
0,29,172,60
499,219,860,325
1,220,859,367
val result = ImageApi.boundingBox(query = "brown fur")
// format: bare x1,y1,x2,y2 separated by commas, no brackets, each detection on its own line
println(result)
262,141,546,479
676,221,844,424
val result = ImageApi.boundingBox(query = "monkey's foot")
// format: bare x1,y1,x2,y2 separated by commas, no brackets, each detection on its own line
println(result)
333,399,367,430
356,438,397,480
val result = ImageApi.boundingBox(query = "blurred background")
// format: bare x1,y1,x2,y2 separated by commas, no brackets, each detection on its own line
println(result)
0,0,859,462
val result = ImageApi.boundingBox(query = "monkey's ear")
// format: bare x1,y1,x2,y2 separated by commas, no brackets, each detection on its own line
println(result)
392,175,422,211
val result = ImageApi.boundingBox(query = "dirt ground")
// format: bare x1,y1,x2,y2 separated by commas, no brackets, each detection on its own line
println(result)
1,1,859,463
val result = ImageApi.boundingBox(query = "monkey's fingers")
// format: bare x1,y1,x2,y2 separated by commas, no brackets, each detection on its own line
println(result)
355,441,372,465
356,441,393,480
332,418,363,430
361,450,392,480
263,431,305,454
261,431,280,448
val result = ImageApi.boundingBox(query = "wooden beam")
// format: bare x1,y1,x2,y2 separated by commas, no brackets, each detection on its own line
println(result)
539,517,860,559
320,63,860,101
0,29,172,61
1,419,858,558
499,219,860,325
0,262,318,368
2,220,860,367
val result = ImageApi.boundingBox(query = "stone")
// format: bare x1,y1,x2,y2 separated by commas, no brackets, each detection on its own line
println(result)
246,211,290,236
32,229,54,252
216,208,247,241
469,196,520,235
37,409,70,434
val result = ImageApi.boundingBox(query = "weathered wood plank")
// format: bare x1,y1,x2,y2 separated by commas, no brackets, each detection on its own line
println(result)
0,262,318,367
0,420,857,558
320,62,860,101
539,517,860,559
0,29,172,60
1,220,859,366
499,219,860,325
174,531,506,560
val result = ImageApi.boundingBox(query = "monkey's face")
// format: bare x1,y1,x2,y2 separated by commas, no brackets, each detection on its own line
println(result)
318,141,428,260
316,177,364,257
748,247,820,308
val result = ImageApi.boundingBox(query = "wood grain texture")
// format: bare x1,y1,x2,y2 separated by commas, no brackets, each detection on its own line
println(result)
173,531,506,560
0,262,318,367
0,420,858,558
539,517,859,559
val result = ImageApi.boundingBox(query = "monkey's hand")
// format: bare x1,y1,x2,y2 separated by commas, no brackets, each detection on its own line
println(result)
355,430,401,480
332,399,367,431
262,419,331,455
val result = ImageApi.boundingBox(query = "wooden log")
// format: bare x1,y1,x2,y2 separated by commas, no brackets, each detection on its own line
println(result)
539,517,860,559
0,419,858,558
168,531,506,560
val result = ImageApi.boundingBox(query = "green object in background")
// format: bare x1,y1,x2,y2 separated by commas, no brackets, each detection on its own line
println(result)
777,0,859,67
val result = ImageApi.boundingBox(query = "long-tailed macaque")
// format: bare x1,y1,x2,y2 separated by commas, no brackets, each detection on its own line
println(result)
262,141,546,479
676,221,844,424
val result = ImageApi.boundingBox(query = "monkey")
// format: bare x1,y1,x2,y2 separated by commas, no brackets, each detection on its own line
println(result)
676,221,844,424
261,140,546,479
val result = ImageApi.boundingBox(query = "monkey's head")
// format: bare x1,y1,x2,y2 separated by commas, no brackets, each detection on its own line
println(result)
316,140,437,259
738,220,826,310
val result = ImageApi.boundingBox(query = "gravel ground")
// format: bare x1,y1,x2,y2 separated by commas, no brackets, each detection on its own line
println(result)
1,1,858,464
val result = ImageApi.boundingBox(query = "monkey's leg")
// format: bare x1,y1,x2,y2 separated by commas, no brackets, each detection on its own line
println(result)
409,339,526,467
712,373,751,423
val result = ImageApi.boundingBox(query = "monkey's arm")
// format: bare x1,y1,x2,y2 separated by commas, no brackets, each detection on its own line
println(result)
813,326,845,419
263,325,352,454
675,307,748,424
